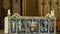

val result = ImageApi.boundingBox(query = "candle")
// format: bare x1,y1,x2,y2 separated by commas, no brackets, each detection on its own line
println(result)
8,9,11,15
51,10,55,17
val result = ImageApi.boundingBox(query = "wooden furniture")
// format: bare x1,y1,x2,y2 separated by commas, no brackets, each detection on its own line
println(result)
22,0,39,16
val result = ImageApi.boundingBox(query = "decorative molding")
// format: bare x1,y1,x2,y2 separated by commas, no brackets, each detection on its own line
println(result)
22,0,26,16
38,0,43,16
44,5,50,16
13,0,20,14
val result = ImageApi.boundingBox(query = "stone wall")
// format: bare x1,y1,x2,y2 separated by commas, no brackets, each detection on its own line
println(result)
11,0,60,20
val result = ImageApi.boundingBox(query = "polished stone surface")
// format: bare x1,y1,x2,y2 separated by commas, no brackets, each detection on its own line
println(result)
0,30,4,34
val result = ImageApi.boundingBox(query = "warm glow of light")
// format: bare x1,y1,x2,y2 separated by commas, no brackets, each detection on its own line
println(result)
8,9,10,15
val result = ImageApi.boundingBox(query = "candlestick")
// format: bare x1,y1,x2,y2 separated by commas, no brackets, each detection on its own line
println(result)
4,17,8,33
8,9,11,16
51,10,55,17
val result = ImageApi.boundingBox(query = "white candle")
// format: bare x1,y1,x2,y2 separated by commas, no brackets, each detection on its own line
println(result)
8,9,11,15
51,10,55,17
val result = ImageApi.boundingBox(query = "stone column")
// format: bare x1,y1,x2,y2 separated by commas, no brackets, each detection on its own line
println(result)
22,0,26,16
38,0,43,16
57,0,60,20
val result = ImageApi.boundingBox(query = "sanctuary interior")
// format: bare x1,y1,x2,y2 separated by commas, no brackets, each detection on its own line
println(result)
0,0,60,34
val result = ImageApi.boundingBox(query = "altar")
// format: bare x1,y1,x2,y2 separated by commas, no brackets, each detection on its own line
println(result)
4,13,56,34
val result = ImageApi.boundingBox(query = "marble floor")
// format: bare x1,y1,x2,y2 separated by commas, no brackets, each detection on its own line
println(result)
0,30,4,34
